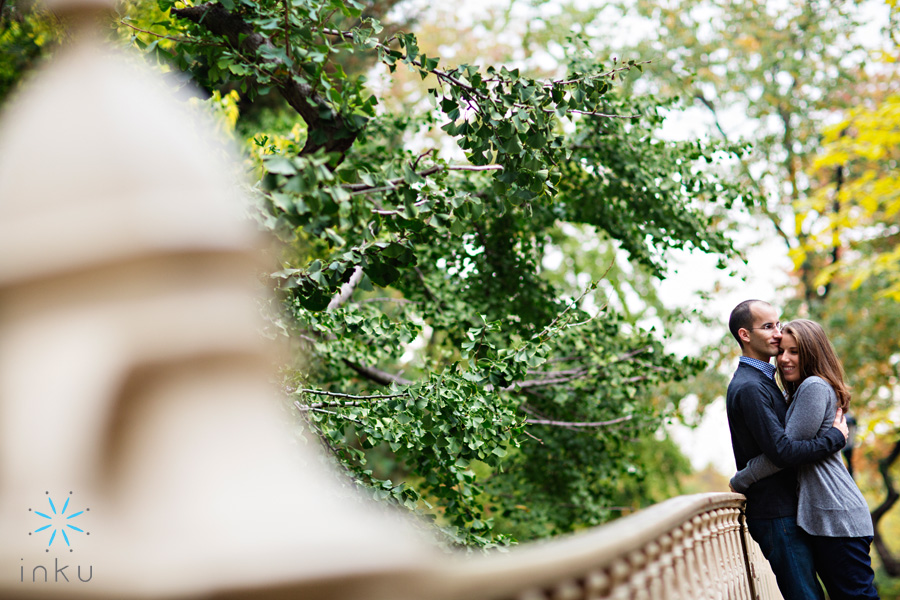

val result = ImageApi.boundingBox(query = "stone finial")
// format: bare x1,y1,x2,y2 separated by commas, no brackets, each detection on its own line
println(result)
0,8,435,600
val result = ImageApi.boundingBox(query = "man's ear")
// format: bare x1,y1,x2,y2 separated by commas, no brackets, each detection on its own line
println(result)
738,328,751,344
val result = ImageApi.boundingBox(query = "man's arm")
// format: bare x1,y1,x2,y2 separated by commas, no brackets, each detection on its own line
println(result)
730,453,780,493
739,382,846,469
731,382,847,490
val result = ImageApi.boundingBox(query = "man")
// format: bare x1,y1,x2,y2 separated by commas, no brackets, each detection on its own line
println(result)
726,299,848,600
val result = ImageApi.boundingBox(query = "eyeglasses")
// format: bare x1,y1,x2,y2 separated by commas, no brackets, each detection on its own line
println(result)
749,322,782,332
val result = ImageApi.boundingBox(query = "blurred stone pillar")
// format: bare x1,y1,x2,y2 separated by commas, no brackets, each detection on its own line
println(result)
0,1,434,597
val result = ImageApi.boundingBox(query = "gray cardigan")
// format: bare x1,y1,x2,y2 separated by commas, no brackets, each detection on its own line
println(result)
730,376,873,537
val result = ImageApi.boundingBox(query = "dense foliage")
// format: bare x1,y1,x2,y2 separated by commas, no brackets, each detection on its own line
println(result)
2,0,748,548
0,2,64,101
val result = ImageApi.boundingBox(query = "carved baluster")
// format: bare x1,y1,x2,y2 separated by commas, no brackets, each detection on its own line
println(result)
706,512,724,598
706,510,724,596
671,522,692,600
701,512,719,598
682,519,703,598
584,569,610,600
608,558,633,600
724,509,743,598
643,541,664,600
727,509,752,600
710,509,731,599
550,579,584,600
689,515,713,597
628,549,651,600
709,510,725,598
692,513,711,597
702,510,720,597
718,509,740,599
655,534,679,600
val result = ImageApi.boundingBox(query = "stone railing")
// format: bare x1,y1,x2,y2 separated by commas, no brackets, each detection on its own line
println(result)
438,492,783,600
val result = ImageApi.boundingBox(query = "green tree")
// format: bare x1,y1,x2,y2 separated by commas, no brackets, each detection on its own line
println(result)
611,0,867,302
4,0,750,548
140,0,748,548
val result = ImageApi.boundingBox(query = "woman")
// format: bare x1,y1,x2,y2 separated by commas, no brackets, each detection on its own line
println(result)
730,319,879,600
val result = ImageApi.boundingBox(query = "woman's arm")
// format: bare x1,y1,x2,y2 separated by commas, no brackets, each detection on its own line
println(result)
784,379,833,440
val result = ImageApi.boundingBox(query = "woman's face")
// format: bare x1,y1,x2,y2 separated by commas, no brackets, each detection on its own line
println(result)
778,331,801,382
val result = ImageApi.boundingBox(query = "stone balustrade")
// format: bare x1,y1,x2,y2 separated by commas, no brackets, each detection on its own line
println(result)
438,492,783,600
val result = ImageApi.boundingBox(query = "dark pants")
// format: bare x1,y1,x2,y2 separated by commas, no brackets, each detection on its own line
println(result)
748,516,825,600
811,535,880,600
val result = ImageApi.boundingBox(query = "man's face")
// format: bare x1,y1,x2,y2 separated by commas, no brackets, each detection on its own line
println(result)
741,303,783,360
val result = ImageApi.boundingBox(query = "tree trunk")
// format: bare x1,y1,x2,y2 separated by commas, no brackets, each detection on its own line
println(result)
871,437,900,576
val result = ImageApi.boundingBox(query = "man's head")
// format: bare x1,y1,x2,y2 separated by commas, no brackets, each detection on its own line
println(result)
728,300,782,360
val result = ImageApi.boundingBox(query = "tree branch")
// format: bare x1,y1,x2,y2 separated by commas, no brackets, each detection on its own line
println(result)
522,429,544,444
294,388,408,400
535,260,614,340
295,402,364,423
119,20,220,46
283,0,292,65
535,283,596,340
344,163,504,196
499,370,590,391
414,267,439,306
170,3,358,157
525,367,589,377
543,355,583,364
525,415,634,428
547,62,650,87
355,297,416,305
539,106,640,119
298,400,367,409
343,360,413,386
327,266,364,310
613,345,653,363
693,91,793,250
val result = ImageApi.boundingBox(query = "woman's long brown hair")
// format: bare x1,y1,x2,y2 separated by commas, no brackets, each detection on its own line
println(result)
779,319,851,411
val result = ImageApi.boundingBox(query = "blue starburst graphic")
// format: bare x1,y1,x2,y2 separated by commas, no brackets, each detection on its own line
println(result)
30,492,89,551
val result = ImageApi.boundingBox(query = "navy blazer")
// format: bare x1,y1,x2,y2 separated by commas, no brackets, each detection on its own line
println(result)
726,362,846,519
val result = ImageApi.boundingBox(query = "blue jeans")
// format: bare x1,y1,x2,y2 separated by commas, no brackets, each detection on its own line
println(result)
747,516,825,600
810,535,879,600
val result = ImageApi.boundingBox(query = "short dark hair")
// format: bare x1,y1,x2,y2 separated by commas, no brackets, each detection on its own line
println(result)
729,300,766,348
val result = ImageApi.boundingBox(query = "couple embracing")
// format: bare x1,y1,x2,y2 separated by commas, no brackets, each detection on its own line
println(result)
726,299,878,600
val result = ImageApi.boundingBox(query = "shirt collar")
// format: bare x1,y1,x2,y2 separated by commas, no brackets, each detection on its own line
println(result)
739,356,777,380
